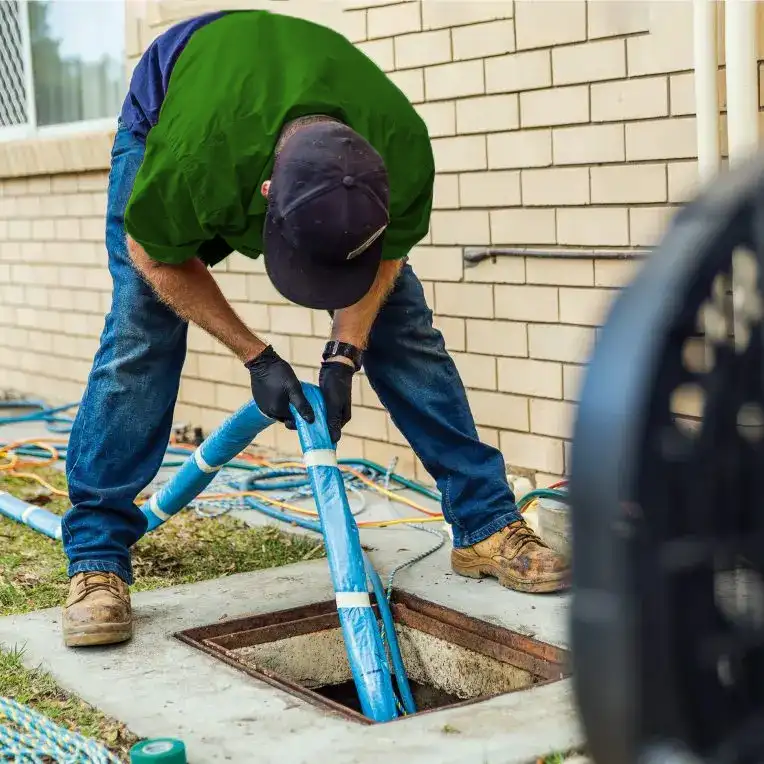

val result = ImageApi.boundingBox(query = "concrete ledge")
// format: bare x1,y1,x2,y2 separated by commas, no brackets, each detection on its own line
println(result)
0,129,113,179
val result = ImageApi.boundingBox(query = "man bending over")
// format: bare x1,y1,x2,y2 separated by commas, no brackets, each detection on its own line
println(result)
62,9,569,648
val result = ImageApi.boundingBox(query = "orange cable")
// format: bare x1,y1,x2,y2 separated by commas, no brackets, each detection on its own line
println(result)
4,438,446,524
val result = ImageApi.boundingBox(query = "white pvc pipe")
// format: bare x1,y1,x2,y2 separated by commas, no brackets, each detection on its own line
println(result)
725,0,759,168
724,0,759,353
692,0,721,364
692,0,721,182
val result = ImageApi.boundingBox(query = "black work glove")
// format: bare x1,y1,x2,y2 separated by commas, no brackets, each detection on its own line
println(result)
245,346,314,429
319,360,355,443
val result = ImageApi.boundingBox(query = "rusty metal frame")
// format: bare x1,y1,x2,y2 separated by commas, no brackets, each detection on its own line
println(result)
175,591,571,725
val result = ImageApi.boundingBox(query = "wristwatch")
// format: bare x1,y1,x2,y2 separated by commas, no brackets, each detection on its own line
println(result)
322,340,364,372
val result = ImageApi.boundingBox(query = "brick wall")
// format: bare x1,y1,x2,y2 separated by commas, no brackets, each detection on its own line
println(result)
0,171,112,405
0,0,758,487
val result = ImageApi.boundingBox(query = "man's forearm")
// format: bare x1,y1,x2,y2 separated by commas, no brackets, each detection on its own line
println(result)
331,259,403,349
127,236,266,363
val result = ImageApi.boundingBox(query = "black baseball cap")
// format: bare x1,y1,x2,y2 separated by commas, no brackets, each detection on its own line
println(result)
263,121,390,311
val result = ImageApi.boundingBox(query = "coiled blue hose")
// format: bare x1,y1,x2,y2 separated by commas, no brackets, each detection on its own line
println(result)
0,400,78,433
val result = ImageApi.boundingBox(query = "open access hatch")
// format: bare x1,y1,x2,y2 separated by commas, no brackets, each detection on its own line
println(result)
175,591,570,724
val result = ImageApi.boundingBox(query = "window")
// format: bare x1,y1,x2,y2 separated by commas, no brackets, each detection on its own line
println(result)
0,1,29,129
0,0,124,138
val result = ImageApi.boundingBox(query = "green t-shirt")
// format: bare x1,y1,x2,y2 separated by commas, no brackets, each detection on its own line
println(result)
124,10,435,268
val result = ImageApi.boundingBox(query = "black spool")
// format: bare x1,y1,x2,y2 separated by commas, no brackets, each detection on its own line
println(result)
569,155,764,764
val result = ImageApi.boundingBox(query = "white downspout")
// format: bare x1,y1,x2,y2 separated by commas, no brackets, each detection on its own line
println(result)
693,0,720,366
724,0,759,167
693,0,720,183
724,0,759,351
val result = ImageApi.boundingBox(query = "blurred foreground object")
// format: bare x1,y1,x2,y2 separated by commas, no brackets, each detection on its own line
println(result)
569,155,764,764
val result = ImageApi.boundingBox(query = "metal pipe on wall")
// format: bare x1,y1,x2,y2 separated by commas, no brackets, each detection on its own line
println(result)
724,0,759,166
724,0,759,351
693,0,721,364
693,0,721,182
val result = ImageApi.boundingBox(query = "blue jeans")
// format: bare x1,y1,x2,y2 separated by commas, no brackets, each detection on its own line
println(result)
62,121,521,585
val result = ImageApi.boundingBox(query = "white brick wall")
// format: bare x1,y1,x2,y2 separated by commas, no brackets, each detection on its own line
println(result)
0,0,757,487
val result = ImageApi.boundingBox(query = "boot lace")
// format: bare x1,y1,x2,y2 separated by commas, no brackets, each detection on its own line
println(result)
79,572,122,597
500,521,547,554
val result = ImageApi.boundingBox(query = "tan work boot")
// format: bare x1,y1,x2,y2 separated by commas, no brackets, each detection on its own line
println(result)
451,520,570,593
62,572,133,648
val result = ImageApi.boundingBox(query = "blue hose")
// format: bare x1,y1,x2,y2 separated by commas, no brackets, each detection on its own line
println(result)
242,493,416,714
0,400,78,433
141,402,274,531
291,385,399,722
364,556,417,715
243,496,322,533
0,492,61,540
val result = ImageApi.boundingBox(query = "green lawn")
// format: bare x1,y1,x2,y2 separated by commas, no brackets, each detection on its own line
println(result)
0,465,324,761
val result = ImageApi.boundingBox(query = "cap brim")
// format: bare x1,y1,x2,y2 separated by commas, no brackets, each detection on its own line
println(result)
263,212,383,311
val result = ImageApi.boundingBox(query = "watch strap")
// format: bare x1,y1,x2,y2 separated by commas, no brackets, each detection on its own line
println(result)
322,340,363,371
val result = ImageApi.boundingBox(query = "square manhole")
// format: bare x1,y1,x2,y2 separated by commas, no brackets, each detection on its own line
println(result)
175,591,570,724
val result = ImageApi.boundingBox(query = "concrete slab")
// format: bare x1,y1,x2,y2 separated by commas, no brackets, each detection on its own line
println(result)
0,415,580,762
0,556,579,764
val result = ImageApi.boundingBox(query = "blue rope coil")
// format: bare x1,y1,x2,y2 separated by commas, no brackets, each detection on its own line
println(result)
0,696,122,763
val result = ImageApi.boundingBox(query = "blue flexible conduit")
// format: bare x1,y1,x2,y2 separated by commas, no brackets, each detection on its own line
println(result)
0,491,62,540
0,400,77,433
290,385,399,721
0,389,412,722
364,555,417,715
239,496,417,716
142,402,274,531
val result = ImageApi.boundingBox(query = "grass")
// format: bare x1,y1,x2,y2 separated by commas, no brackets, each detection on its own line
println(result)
0,464,325,761
0,647,138,760
539,748,588,763
0,466,325,614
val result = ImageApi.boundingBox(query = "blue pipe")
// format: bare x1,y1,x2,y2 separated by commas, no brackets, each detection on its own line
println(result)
0,392,417,721
0,461,318,546
241,494,416,715
291,385,399,722
141,402,274,531
364,555,417,715
140,387,402,721
0,400,77,433
0,491,61,540
243,496,322,533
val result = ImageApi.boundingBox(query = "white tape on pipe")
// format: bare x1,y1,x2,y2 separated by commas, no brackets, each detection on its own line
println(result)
193,448,221,474
21,505,36,523
335,591,372,609
303,449,338,468
149,495,171,521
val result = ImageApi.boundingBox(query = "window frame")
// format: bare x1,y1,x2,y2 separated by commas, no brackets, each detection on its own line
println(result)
0,0,123,142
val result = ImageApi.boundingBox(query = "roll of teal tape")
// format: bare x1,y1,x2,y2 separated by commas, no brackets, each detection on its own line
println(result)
130,738,187,764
